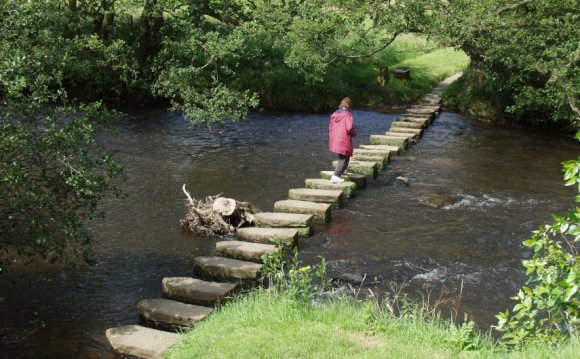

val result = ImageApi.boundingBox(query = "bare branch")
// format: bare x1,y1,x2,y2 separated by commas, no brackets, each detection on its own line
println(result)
182,184,194,206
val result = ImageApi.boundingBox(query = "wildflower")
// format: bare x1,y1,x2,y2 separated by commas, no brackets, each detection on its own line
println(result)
299,265,311,273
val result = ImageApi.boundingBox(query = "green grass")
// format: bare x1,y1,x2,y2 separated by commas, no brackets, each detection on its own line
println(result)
236,33,469,111
164,290,578,358
382,35,470,102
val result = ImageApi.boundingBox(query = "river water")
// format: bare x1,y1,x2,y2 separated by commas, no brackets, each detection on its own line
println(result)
1,108,578,358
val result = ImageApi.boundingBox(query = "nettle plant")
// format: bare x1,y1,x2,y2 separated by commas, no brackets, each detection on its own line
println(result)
496,132,580,348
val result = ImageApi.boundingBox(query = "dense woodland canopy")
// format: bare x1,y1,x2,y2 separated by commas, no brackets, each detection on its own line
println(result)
0,0,578,266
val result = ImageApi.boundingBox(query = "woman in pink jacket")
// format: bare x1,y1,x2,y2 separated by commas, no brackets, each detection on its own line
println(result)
329,97,357,183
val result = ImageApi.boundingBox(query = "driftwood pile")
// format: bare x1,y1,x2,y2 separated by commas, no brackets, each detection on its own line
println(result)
180,184,260,237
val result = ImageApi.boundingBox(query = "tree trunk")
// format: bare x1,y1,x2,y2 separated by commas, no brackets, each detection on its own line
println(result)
180,185,259,237
377,66,389,87
138,0,164,63
92,0,115,39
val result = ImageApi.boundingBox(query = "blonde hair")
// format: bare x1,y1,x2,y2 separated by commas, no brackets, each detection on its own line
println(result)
339,97,352,109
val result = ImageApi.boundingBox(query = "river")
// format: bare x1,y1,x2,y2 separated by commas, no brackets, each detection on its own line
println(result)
1,108,578,358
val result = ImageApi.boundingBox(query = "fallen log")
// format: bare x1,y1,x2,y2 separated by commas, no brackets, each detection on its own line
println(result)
180,184,259,237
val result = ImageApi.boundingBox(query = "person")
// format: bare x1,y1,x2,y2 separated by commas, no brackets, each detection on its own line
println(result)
329,97,357,184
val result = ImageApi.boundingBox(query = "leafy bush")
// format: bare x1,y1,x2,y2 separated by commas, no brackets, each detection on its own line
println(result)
0,102,125,269
262,246,330,303
496,133,580,347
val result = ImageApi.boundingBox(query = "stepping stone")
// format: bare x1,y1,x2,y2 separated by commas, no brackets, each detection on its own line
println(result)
422,94,441,101
359,144,401,155
319,171,366,189
398,118,432,127
254,212,313,237
236,227,298,245
352,154,387,170
193,256,262,281
289,188,344,208
418,101,441,107
162,277,238,306
106,325,179,359
410,105,440,112
384,131,417,140
389,127,423,136
216,240,278,262
397,115,431,124
370,135,409,148
391,121,424,129
274,199,331,224
138,298,212,328
332,160,378,179
353,148,392,160
305,178,357,198
406,108,437,115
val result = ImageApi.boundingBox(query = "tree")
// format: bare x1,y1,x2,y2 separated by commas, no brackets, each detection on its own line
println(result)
425,0,579,124
0,1,125,269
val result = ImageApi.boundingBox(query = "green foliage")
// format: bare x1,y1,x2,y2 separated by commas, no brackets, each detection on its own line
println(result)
447,315,483,351
262,245,330,303
496,134,580,347
428,0,579,124
0,102,125,268
382,37,469,102
0,1,126,268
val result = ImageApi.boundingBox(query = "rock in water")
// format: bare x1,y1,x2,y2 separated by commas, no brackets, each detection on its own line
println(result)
418,194,454,208
394,176,410,187
332,273,366,286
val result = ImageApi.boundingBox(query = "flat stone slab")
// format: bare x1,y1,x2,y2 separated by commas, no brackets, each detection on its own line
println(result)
138,298,212,328
254,212,313,227
419,100,441,106
194,256,262,280
406,108,437,115
370,135,408,148
397,115,431,124
236,227,298,245
106,325,179,359
162,277,238,305
289,188,344,206
399,115,433,125
352,154,387,170
320,171,366,189
421,94,441,102
391,121,424,129
254,212,313,237
332,160,378,179
384,131,417,140
353,148,392,159
274,199,331,224
305,178,357,198
410,105,440,112
359,144,401,154
389,127,423,136
216,240,278,262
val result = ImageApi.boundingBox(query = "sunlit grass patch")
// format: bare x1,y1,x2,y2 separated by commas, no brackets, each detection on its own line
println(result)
165,291,459,358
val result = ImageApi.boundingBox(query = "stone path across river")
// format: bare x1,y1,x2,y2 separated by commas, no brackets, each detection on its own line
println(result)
105,72,462,358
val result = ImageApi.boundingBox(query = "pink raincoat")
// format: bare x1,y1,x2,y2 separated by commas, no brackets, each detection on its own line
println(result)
329,108,357,156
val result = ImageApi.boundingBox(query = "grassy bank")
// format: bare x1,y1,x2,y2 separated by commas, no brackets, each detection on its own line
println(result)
378,34,470,103
238,34,469,111
165,290,578,358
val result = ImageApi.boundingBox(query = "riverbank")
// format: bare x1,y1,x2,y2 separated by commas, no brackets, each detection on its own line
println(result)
253,34,469,112
165,290,578,358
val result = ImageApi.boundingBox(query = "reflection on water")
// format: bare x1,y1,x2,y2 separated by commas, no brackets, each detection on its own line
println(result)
1,109,578,358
